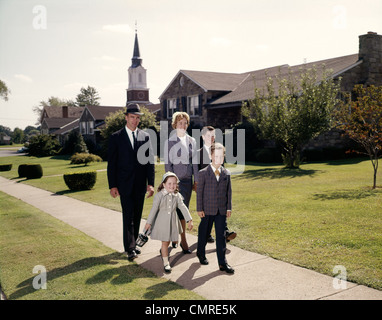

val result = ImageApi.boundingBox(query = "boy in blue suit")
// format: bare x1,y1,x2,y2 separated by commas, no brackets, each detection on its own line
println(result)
196,143,234,274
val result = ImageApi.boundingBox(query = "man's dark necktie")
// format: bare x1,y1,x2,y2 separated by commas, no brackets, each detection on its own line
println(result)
132,131,137,151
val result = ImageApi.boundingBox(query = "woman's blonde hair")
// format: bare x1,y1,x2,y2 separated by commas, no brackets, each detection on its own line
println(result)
171,111,190,129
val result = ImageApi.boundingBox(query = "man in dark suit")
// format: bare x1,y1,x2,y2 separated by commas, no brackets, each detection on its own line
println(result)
107,103,155,261
197,143,234,274
197,126,237,244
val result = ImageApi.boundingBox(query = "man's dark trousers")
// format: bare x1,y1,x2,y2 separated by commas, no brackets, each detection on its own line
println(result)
197,211,227,266
120,189,145,253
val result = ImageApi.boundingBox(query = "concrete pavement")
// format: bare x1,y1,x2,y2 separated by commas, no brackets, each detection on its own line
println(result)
1,175,381,300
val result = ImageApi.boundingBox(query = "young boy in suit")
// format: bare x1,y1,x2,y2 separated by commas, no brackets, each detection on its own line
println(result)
196,143,234,274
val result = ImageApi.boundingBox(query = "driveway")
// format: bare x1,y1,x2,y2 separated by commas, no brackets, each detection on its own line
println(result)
0,147,27,157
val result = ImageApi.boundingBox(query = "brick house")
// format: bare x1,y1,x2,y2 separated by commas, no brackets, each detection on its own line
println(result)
159,32,382,132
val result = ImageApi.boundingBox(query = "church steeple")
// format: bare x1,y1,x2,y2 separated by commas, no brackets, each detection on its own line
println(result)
126,23,149,106
131,26,142,68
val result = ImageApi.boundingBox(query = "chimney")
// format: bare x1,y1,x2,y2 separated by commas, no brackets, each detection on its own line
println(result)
62,106,68,118
359,31,382,85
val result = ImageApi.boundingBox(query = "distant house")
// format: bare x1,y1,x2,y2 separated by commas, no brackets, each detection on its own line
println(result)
0,134,11,145
40,105,83,135
52,119,80,145
79,105,124,145
144,103,161,121
160,32,382,131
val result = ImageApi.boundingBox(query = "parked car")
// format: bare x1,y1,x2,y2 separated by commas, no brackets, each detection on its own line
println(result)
17,147,28,153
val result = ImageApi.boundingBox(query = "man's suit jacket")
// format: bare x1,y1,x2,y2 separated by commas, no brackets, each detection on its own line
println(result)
196,165,232,215
164,131,199,183
107,127,155,196
197,146,211,171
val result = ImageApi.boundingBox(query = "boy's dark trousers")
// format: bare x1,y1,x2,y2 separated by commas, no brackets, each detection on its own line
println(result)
197,211,227,266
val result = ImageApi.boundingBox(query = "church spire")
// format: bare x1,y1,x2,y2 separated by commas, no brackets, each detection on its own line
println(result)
126,21,149,105
131,22,142,68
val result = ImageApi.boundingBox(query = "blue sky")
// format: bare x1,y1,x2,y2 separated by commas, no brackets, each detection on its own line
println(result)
1,0,382,130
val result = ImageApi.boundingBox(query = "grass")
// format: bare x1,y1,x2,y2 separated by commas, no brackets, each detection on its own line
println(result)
1,154,382,291
0,191,204,300
228,161,382,290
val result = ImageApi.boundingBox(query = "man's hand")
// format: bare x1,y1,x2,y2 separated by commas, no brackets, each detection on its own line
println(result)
197,211,205,218
227,210,232,218
146,185,154,198
110,187,120,198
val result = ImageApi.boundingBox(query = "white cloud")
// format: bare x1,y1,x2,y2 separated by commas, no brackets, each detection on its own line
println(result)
102,24,133,34
99,55,118,61
92,55,121,63
209,37,232,47
255,44,269,53
14,74,32,83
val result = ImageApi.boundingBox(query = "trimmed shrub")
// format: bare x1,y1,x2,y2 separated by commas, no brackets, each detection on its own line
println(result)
18,164,43,179
0,164,12,171
18,164,28,177
63,171,97,191
70,153,102,166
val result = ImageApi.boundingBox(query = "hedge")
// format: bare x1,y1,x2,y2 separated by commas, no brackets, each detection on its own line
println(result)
70,152,102,165
0,164,12,171
18,164,43,179
63,171,97,191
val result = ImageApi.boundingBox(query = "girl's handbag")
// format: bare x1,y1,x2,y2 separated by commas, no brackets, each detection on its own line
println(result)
136,229,150,247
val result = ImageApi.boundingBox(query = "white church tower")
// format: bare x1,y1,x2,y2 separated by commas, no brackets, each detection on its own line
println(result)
126,27,150,105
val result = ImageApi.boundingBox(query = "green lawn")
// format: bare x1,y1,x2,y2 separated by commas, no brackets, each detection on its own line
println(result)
0,191,204,300
1,154,382,291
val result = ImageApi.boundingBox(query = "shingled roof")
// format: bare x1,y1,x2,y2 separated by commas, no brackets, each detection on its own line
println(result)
161,53,360,107
209,53,360,106
84,105,124,120
41,106,83,119
208,53,359,106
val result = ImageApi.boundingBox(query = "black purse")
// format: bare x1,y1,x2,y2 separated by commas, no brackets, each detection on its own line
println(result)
136,229,150,247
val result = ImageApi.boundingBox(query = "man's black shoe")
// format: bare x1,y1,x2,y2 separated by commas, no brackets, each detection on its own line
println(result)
219,263,235,274
197,255,209,265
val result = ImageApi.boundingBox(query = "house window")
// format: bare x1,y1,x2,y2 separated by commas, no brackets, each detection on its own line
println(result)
80,122,86,134
167,98,177,118
87,121,94,134
187,95,199,116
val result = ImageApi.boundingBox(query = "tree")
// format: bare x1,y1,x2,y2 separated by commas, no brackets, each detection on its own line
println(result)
100,106,158,159
33,96,77,125
62,130,88,155
0,125,12,136
101,106,158,141
242,66,340,168
28,134,61,157
12,128,25,144
76,86,100,106
335,85,382,189
0,80,10,101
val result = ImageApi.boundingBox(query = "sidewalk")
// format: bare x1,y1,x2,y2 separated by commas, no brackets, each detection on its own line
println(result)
1,175,381,300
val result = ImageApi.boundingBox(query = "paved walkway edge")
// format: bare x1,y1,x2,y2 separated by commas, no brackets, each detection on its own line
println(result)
1,176,381,300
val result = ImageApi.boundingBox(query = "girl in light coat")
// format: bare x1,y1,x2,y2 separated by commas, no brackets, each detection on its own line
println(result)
145,172,193,273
